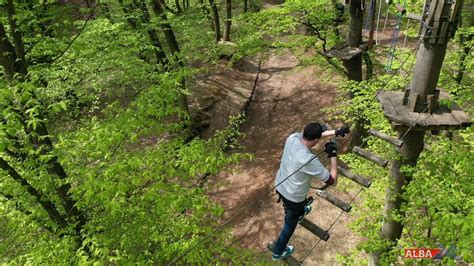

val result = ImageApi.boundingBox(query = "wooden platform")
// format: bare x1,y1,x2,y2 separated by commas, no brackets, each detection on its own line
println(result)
324,41,369,61
377,91,472,131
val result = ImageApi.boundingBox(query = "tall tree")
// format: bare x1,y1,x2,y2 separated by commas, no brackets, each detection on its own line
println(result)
0,0,87,242
223,0,232,41
175,0,183,13
198,0,215,30
151,0,189,117
369,0,464,263
6,0,27,76
209,0,221,42
119,0,167,65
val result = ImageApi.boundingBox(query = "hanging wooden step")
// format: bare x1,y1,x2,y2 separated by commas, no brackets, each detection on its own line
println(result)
406,13,422,21
267,243,301,266
352,146,389,168
368,129,404,147
324,41,369,61
337,166,371,188
299,218,330,241
315,190,352,212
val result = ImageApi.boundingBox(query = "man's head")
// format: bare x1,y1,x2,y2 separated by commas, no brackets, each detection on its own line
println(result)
302,122,324,147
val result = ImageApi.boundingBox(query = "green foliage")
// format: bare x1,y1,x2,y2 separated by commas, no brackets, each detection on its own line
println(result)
232,0,339,63
327,37,473,263
403,129,474,262
1,0,256,264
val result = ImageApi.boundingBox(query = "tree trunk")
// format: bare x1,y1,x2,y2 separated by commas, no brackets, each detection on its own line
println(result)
1,3,88,241
369,130,425,265
119,0,139,28
152,0,189,116
209,0,221,42
408,41,448,112
344,0,363,82
152,0,181,55
368,0,376,47
19,112,86,233
363,52,373,80
198,0,215,30
0,158,69,229
223,0,232,41
370,1,459,263
345,0,364,148
6,0,27,76
243,0,248,13
0,23,17,83
454,32,472,85
134,0,168,65
175,0,183,13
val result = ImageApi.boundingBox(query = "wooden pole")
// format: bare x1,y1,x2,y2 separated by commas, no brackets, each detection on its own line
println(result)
369,0,462,264
223,0,232,41
343,0,364,82
368,0,376,47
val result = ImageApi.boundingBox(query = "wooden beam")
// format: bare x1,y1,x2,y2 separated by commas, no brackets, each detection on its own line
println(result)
353,146,389,167
395,4,406,14
315,190,352,212
368,129,403,147
337,166,371,187
406,13,422,21
267,243,301,265
299,218,330,241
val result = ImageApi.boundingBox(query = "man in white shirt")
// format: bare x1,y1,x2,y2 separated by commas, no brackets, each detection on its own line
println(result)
272,122,350,260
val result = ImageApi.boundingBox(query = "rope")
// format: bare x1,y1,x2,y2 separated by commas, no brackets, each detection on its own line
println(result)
375,0,383,44
300,187,364,262
403,19,410,47
382,8,390,34
364,0,376,32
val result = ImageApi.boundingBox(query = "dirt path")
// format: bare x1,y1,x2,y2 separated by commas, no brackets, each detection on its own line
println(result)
209,51,364,265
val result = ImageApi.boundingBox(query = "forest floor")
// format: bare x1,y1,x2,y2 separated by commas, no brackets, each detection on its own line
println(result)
194,50,364,265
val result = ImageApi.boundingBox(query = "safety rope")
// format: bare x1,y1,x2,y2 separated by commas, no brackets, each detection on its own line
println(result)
385,0,407,72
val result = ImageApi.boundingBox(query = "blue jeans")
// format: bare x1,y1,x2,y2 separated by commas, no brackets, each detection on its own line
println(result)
273,192,307,255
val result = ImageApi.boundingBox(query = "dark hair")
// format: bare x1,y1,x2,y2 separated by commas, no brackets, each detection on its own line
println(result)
303,123,323,141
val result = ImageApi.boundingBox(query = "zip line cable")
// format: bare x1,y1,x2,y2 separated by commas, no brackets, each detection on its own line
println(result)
170,25,431,265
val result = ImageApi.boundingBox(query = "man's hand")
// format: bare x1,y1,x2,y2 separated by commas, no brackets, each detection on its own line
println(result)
335,126,350,137
324,141,337,158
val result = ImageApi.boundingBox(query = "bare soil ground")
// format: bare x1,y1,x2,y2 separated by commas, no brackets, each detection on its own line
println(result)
201,51,365,265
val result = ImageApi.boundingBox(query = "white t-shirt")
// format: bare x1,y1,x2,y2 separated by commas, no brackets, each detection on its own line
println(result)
275,133,330,203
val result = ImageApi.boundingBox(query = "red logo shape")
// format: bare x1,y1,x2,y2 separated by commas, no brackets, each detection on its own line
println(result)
404,248,442,259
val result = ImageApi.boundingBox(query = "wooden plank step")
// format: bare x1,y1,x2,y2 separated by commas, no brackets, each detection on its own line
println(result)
368,129,403,147
337,166,371,188
299,218,330,241
406,13,422,20
353,146,389,168
315,190,352,212
267,243,301,266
